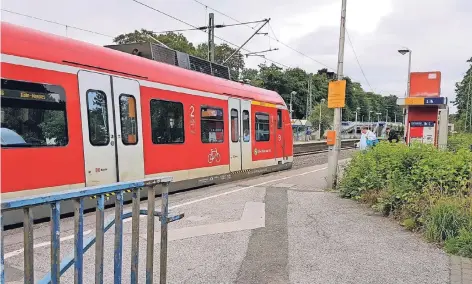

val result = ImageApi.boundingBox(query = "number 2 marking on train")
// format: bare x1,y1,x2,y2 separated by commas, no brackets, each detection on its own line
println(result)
189,105,196,134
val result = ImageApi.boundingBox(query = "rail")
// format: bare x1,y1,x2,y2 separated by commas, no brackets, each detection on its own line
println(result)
293,139,359,156
1,177,184,284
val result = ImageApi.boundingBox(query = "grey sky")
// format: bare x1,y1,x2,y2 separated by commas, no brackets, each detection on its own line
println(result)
2,0,470,113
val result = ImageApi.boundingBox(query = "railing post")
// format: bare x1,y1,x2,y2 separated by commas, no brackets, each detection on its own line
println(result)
160,182,170,284
24,208,34,284
146,185,156,284
130,188,140,284
114,191,124,283
94,195,105,284
74,198,84,284
1,215,4,284
50,202,61,284
95,195,105,284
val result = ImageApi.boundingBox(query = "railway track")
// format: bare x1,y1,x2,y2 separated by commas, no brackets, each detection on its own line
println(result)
293,139,358,157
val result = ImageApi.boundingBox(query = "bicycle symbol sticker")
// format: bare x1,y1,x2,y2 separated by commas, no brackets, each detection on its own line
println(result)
208,148,221,164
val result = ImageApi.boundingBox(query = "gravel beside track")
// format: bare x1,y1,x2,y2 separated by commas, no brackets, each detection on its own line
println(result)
292,148,357,169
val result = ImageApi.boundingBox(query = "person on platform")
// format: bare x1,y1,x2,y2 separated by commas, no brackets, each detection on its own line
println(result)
386,127,399,143
359,127,378,150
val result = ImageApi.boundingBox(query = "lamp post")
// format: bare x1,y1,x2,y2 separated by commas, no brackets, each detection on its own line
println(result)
398,48,412,142
376,112,381,123
319,98,325,139
368,110,373,129
398,48,412,97
355,107,360,124
289,91,297,119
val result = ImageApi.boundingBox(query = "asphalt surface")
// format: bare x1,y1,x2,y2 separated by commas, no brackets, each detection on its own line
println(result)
2,151,451,283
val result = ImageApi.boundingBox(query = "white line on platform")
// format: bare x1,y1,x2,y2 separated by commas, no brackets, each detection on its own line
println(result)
4,166,327,259
4,230,92,259
169,166,328,210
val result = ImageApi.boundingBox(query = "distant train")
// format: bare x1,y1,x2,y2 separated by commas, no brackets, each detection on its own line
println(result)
1,22,293,225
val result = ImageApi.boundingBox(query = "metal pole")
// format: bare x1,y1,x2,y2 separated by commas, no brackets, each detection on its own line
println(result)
464,74,471,131
309,78,312,117
160,182,170,284
319,103,322,139
407,51,412,97
222,19,269,64
327,0,347,189
208,13,215,62
306,80,309,119
290,93,293,119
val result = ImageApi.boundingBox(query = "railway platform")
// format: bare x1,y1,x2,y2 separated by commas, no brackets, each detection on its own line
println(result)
2,160,465,283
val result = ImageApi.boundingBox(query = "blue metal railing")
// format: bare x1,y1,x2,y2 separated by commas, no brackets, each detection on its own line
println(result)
1,177,184,284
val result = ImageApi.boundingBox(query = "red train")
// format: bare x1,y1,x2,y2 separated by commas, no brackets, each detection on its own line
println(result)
1,23,293,224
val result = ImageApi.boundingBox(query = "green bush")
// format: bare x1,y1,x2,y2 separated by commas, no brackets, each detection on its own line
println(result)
424,198,471,243
445,228,472,258
340,142,472,214
448,133,472,152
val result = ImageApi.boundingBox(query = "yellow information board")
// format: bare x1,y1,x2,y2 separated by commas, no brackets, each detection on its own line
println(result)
327,80,346,108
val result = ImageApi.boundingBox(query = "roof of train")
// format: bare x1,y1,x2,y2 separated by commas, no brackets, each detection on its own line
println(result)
1,22,286,106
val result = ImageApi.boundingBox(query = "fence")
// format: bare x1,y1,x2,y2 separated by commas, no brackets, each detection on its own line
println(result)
1,176,184,284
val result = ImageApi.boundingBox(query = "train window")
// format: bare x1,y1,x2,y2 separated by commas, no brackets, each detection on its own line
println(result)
201,106,224,143
0,79,68,147
86,90,110,146
243,110,250,142
277,109,282,129
231,109,239,142
150,99,184,144
119,94,138,145
255,112,270,142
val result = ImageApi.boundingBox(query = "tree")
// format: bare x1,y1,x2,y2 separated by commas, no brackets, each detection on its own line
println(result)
308,102,333,137
114,30,197,55
113,29,244,79
453,57,472,132
240,68,261,86
113,29,159,44
195,43,245,79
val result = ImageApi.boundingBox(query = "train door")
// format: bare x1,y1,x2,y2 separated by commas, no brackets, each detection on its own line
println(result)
240,100,252,170
111,77,145,181
228,98,242,172
78,71,145,186
275,109,284,163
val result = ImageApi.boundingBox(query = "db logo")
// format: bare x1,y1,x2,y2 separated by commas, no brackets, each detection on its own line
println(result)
278,134,281,141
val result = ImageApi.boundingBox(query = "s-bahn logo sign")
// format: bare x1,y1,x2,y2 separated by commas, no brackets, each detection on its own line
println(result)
254,148,271,155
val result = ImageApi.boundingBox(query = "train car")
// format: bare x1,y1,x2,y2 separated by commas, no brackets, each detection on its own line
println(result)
0,22,293,226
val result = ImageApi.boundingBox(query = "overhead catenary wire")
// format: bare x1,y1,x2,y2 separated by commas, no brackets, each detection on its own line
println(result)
2,6,291,69
130,0,292,68
153,19,268,34
191,0,335,71
345,28,374,93
1,9,114,38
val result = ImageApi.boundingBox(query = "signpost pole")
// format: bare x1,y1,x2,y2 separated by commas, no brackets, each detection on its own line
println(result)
327,0,347,189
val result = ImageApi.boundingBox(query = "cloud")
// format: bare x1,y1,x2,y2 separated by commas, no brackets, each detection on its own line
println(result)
288,0,471,112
